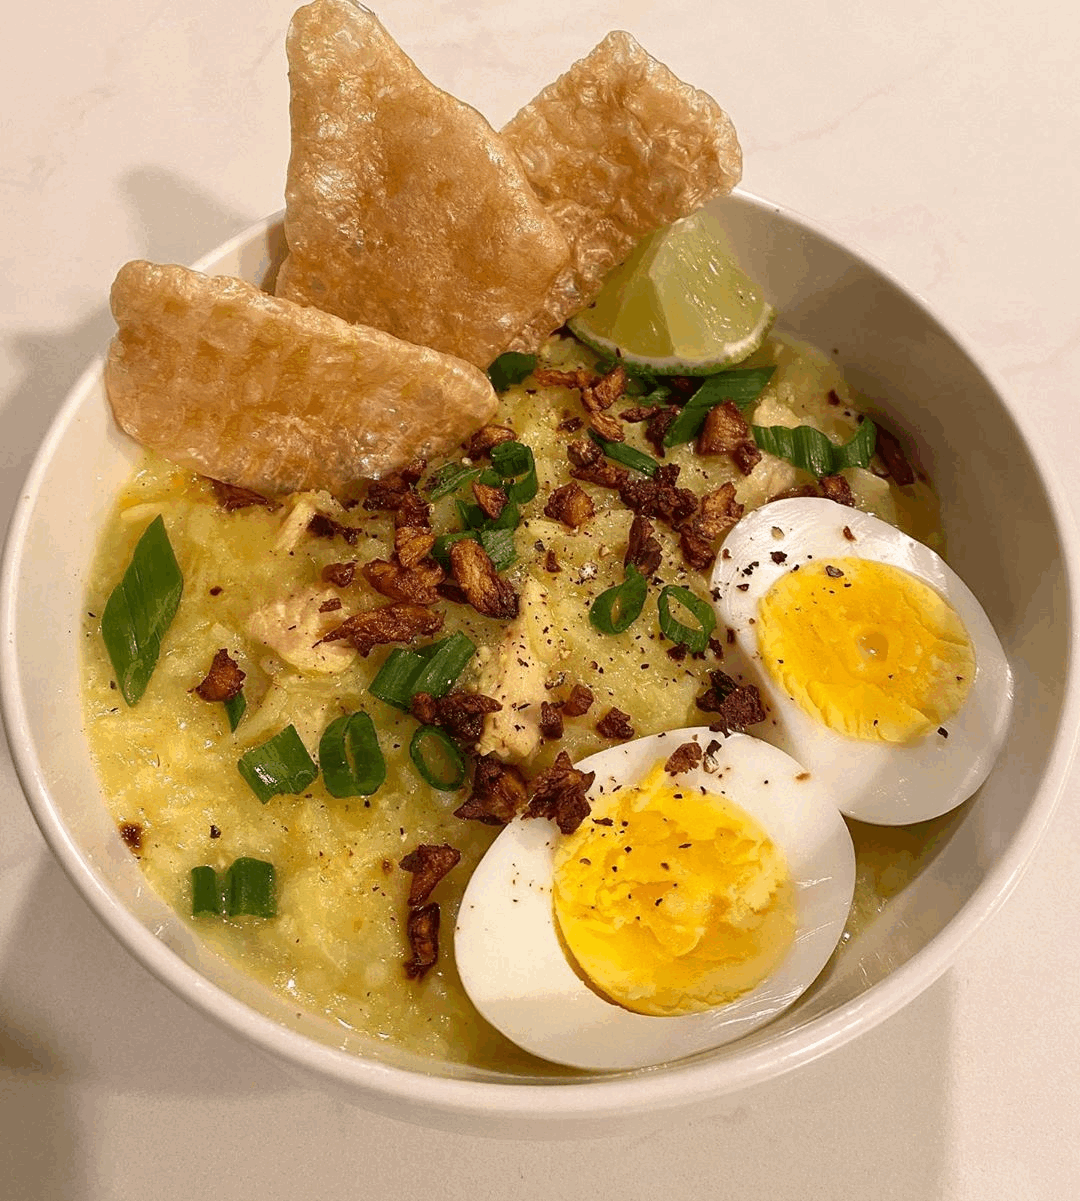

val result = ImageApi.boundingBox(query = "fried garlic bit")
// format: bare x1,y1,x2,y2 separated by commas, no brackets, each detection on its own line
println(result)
276,0,569,369
105,262,496,497
503,30,742,351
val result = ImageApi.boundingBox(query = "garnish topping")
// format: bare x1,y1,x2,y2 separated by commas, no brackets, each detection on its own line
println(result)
657,585,717,653
101,515,184,706
751,418,876,478
368,632,476,711
589,564,648,635
487,352,537,392
662,366,775,448
410,724,467,791
236,725,319,804
318,711,386,798
399,844,462,907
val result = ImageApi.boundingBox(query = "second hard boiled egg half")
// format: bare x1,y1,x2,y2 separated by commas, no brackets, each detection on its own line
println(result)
454,729,855,1072
711,498,1013,825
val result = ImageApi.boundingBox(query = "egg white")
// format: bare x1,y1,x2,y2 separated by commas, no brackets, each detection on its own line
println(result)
710,497,1014,825
454,728,855,1072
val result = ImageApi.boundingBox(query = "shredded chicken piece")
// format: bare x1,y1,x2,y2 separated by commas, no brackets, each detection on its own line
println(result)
272,490,349,553
475,578,561,761
247,585,357,674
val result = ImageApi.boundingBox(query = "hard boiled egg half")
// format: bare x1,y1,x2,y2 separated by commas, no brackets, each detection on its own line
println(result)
454,728,855,1071
711,497,1013,825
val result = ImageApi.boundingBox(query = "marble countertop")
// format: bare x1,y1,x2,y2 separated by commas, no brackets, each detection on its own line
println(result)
2,1,1078,1196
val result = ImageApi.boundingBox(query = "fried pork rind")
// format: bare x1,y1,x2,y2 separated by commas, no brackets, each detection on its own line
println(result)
105,261,497,496
276,0,569,368
503,30,742,350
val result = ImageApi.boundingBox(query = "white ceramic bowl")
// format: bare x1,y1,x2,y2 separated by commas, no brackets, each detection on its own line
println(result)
3,193,1078,1139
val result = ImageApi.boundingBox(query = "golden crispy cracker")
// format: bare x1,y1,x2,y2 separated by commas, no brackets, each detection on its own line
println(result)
276,0,569,368
503,31,742,350
105,261,497,496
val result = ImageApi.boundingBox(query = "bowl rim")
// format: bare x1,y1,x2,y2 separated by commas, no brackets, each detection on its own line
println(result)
4,189,1079,1126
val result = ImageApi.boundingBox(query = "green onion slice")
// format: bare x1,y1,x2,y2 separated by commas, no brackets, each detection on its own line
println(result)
427,462,482,501
369,632,476,711
455,499,488,530
487,352,537,392
587,430,659,478
190,865,222,916
223,691,246,732
658,585,717,653
456,496,520,533
318,711,386,798
620,371,670,402
236,725,318,804
589,564,648,635
751,418,877,477
411,632,477,697
478,526,517,572
480,440,538,504
101,515,184,706
436,443,531,568
409,724,467,791
662,367,776,448
225,857,276,918
637,382,674,406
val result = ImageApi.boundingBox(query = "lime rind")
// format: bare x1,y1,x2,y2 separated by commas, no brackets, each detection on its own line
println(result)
568,210,777,376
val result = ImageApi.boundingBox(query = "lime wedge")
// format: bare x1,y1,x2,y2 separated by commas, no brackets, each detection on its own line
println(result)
567,210,776,375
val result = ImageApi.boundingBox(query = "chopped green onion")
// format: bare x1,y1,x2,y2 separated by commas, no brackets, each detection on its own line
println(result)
190,865,222,916
658,585,716,653
368,648,419,709
662,367,776,448
411,632,477,697
368,632,476,711
478,526,517,571
225,857,276,918
434,522,513,572
101,515,184,706
427,462,483,500
370,653,427,706
589,564,648,635
587,430,659,477
435,442,532,570
481,440,538,504
455,498,488,530
487,352,537,392
409,724,467,791
456,496,520,532
751,418,877,477
621,369,664,396
223,691,246,732
488,438,531,478
236,725,318,804
319,711,386,798
637,382,674,406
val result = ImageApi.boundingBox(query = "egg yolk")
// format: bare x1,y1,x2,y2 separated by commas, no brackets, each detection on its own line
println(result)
551,765,796,1017
755,557,975,743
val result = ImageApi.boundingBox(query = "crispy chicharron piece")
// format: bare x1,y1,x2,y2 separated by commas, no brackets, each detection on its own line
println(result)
502,30,741,350
276,0,569,368
105,261,497,496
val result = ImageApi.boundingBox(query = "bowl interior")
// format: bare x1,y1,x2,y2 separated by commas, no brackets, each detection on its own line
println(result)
2,192,1072,1129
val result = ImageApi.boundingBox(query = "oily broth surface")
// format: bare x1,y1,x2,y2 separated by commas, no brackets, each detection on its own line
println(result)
82,331,948,1070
